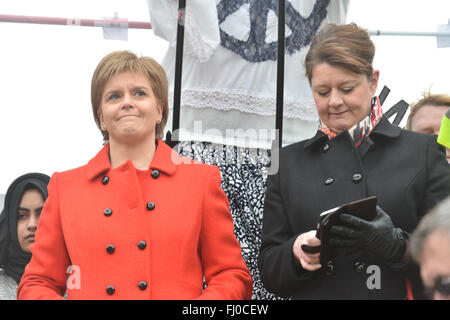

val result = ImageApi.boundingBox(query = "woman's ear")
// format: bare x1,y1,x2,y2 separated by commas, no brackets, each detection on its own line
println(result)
370,70,380,96
98,111,106,131
157,103,163,124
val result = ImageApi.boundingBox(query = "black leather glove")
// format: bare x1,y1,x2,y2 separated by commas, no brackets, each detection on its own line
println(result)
328,206,407,263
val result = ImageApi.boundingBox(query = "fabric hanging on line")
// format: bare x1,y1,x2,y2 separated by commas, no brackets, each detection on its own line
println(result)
149,0,350,149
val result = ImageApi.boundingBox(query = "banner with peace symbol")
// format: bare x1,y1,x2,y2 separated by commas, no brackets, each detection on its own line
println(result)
218,0,330,62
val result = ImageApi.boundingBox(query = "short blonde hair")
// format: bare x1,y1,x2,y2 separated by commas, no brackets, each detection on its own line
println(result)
91,51,169,143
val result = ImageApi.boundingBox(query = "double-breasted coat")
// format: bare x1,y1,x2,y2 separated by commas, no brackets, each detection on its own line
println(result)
17,140,252,299
258,116,450,299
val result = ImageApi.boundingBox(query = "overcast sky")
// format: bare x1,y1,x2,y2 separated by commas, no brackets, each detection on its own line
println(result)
0,0,449,194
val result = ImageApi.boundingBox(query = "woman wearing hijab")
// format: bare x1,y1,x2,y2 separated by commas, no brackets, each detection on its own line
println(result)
17,51,252,300
258,23,450,299
0,173,50,300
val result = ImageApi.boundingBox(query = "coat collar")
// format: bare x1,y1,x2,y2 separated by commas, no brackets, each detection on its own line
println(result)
370,115,402,138
85,139,177,181
304,131,329,149
304,115,401,150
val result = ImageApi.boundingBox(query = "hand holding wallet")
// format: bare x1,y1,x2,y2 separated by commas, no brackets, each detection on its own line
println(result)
315,196,378,265
328,206,407,264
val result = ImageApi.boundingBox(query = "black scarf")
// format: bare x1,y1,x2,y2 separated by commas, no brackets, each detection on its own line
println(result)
0,173,50,283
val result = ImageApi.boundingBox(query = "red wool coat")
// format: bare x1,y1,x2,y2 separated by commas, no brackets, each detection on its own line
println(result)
17,140,252,300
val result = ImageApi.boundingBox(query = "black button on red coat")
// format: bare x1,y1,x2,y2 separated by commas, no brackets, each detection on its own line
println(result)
151,169,160,179
146,202,155,211
137,241,147,250
106,244,115,254
138,281,148,290
102,176,109,185
106,285,115,295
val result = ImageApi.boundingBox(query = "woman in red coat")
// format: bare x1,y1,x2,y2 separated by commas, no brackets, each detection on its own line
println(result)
17,51,252,300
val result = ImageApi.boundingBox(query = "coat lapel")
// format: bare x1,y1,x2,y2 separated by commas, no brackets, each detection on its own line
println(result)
149,139,178,176
83,140,180,210
85,140,179,179
359,116,401,159
85,144,111,181
304,130,329,150
371,116,402,139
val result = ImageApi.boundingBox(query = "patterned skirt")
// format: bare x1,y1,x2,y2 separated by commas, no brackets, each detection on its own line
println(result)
176,141,285,300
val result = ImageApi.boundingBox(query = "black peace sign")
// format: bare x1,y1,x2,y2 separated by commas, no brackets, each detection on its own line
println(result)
217,0,330,62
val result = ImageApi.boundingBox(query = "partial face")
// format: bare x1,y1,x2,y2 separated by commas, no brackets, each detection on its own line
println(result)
17,189,44,253
99,71,162,145
311,63,379,134
410,104,449,162
411,105,448,135
420,230,450,300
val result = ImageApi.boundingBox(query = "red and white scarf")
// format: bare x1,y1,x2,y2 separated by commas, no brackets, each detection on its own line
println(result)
319,97,384,147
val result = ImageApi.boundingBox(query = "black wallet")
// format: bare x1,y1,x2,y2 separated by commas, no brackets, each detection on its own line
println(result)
315,196,378,265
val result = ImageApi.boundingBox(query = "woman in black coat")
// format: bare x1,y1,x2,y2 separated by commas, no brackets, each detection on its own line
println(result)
258,23,450,300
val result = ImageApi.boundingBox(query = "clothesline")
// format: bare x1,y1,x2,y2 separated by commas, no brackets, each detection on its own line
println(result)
369,30,450,37
0,14,152,29
1,14,450,38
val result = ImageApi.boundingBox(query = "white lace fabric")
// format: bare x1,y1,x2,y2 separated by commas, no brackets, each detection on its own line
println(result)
147,0,349,147
168,88,319,120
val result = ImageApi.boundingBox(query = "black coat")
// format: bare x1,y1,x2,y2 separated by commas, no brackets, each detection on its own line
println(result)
258,116,450,299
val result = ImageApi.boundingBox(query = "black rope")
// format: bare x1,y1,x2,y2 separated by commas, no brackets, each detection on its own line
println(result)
168,0,186,147
275,0,285,148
